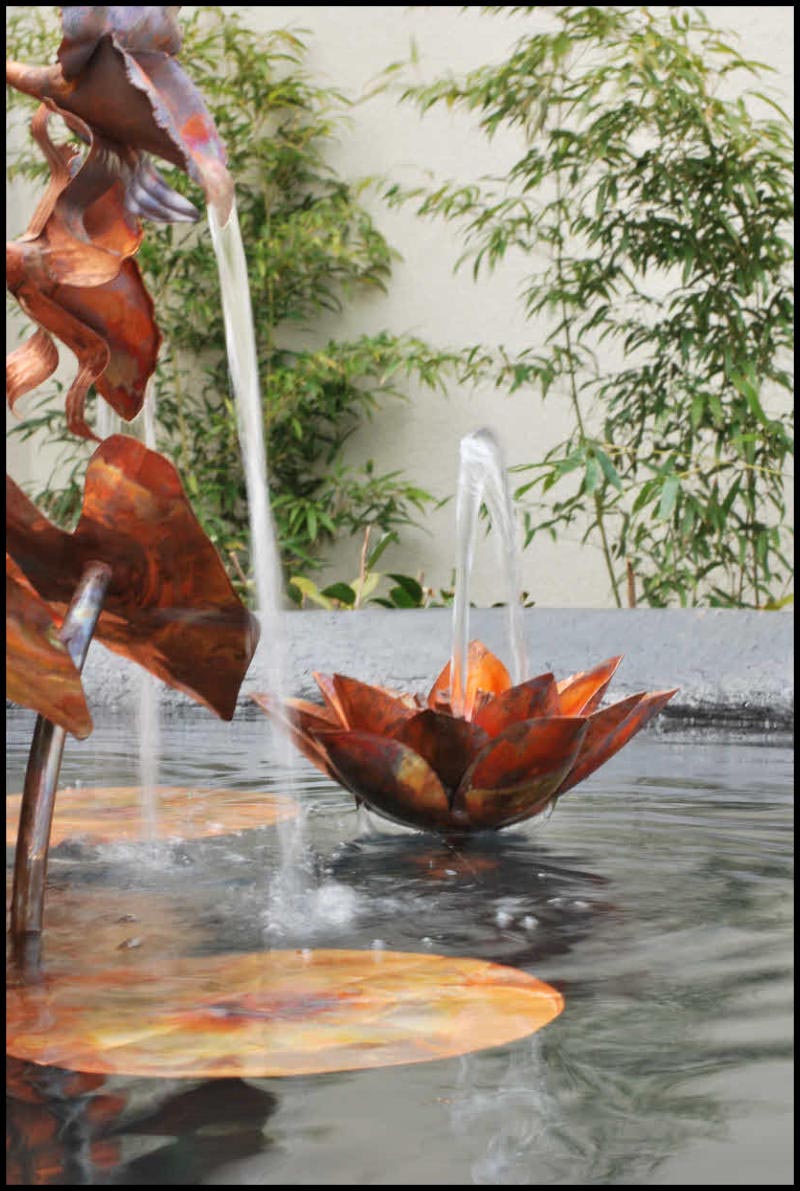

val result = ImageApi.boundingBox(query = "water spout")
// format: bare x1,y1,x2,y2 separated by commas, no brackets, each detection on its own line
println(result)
451,429,527,716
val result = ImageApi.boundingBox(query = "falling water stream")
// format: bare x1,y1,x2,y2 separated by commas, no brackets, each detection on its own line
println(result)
95,395,161,841
208,199,313,927
450,428,528,713
137,383,160,843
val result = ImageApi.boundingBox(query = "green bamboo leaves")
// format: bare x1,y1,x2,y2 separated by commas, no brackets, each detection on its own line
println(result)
390,5,793,607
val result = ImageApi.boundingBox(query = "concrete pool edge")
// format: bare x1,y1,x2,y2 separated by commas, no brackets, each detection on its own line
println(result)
7,607,794,731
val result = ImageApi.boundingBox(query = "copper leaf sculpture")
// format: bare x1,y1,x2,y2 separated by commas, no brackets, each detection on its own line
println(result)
6,553,93,740
7,435,259,721
6,102,188,438
6,5,233,222
253,640,677,834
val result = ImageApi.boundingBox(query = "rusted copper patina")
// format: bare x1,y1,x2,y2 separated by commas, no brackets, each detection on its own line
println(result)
6,553,93,739
7,435,259,721
6,5,233,222
6,948,564,1079
5,101,193,438
253,641,677,834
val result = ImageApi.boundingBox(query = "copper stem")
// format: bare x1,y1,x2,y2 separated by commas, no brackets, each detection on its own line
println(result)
10,560,112,940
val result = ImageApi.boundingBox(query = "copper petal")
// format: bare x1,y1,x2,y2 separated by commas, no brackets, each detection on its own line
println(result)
55,258,161,423
6,554,93,739
7,436,259,720
6,328,60,414
427,640,512,719
58,7,184,77
556,688,679,795
330,673,417,735
312,671,347,724
393,708,489,794
321,730,453,831
455,717,588,830
8,17,233,222
250,693,340,779
6,267,110,439
473,672,560,737
557,655,623,716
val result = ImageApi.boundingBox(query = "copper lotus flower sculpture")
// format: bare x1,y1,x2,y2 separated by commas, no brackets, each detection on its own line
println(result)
7,435,258,720
6,5,233,222
253,642,677,833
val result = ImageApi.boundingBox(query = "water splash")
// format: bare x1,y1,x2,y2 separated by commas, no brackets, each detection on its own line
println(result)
451,429,527,715
208,198,312,917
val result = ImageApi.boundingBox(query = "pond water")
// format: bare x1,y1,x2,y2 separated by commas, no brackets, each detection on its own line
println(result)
6,710,793,1186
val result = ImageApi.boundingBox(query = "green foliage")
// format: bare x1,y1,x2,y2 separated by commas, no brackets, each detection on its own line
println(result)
387,5,794,608
288,527,536,610
7,6,456,590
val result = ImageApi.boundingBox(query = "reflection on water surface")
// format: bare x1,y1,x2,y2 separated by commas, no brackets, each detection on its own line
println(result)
6,712,793,1186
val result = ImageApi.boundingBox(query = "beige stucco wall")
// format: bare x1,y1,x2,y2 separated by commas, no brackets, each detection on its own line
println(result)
6,6,794,606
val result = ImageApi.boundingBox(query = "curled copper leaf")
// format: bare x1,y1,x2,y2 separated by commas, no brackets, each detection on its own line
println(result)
6,436,259,719
6,553,93,739
6,103,183,439
7,6,233,222
6,948,564,1078
252,641,678,834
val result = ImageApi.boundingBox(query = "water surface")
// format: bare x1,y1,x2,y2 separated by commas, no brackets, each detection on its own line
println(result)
6,712,793,1185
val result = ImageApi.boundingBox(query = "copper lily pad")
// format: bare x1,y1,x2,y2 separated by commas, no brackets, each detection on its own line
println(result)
7,435,259,719
6,786,298,847
6,554,92,739
6,949,564,1078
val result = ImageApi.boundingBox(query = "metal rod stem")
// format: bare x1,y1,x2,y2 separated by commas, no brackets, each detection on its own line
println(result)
10,561,112,940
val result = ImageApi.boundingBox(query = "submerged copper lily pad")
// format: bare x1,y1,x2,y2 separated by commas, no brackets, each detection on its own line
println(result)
6,554,92,738
5,883,211,974
6,949,564,1078
6,786,298,847
7,435,259,719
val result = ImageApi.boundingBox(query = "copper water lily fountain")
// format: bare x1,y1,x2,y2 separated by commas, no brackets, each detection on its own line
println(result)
6,8,677,951
252,641,677,834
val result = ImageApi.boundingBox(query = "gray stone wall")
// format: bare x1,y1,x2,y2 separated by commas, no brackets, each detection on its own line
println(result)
36,607,793,731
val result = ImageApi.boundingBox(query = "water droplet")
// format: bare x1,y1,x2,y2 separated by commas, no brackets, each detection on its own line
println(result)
522,915,538,930
371,938,386,950
495,909,513,928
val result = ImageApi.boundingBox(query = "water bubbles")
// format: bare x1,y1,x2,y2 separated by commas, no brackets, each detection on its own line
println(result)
495,908,514,928
521,915,538,931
